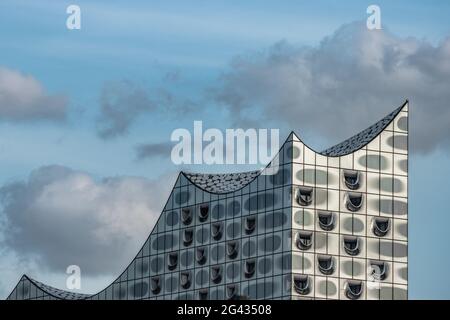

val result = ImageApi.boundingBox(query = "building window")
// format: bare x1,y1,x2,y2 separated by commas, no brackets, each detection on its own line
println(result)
244,259,256,278
318,211,335,231
226,284,238,300
317,255,334,275
181,208,193,225
343,236,360,256
211,222,223,241
245,216,256,235
183,228,194,246
372,217,390,237
198,288,208,300
346,192,363,212
168,252,178,270
295,231,313,250
180,271,192,289
211,266,222,284
198,204,209,222
150,276,161,294
293,275,310,295
343,170,360,190
226,241,238,259
370,260,388,281
196,247,207,265
297,187,313,206
345,280,363,300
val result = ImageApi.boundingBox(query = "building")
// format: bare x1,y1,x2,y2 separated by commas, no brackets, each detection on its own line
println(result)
7,101,409,300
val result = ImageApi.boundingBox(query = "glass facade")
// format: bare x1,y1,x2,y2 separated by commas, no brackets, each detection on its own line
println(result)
7,102,408,300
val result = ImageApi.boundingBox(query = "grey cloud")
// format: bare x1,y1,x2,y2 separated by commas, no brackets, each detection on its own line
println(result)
0,165,177,276
0,67,67,122
213,22,450,153
96,80,198,139
135,141,173,160
96,81,156,139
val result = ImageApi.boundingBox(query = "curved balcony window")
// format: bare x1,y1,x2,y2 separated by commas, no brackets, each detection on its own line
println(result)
343,170,360,190
198,288,208,300
180,271,192,289
245,216,256,235
211,266,222,284
211,222,223,241
372,217,390,237
346,192,363,212
196,247,207,265
168,252,178,271
183,228,194,247
226,284,238,300
318,211,335,231
227,241,238,259
317,255,334,275
181,208,193,225
244,259,256,278
150,276,161,295
297,187,313,206
345,280,363,300
198,204,209,222
295,231,313,250
343,236,360,256
370,260,388,281
293,275,310,295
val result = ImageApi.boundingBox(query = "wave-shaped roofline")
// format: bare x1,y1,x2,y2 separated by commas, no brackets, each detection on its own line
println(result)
182,100,408,194
8,100,408,299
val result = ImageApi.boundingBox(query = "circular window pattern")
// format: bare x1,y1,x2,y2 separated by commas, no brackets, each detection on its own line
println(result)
265,212,287,229
226,222,241,239
227,200,241,217
165,276,177,293
259,235,281,252
166,211,179,227
211,203,225,220
150,256,163,273
258,257,272,275
195,270,209,286
211,245,225,263
132,281,148,298
244,192,277,211
152,234,176,251
180,250,194,267
196,227,210,244
226,263,240,280
242,240,256,257
135,259,148,277
175,191,190,205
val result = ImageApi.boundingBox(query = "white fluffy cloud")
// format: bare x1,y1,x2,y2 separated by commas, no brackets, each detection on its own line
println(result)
213,22,450,153
0,165,176,277
0,67,67,121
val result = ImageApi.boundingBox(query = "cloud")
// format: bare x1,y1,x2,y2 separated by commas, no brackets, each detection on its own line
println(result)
0,67,67,122
212,22,450,153
135,141,173,160
96,80,198,139
0,165,177,277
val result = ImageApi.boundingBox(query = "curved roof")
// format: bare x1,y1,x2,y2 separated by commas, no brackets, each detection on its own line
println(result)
183,171,260,194
319,102,405,156
25,275,90,300
183,101,406,193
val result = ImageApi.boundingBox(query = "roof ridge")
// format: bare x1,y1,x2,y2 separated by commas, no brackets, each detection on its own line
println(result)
319,101,406,156
25,275,91,300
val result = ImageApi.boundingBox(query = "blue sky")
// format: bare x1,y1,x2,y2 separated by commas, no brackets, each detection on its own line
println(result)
0,0,450,299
